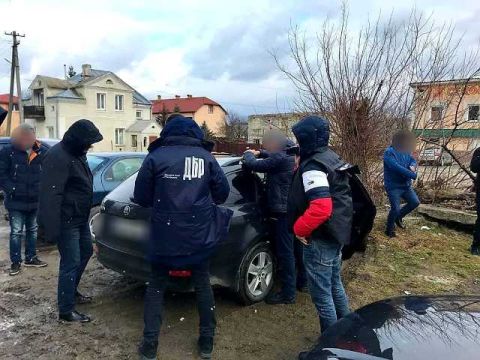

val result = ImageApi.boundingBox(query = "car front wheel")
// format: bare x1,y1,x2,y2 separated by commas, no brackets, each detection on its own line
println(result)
89,206,101,239
236,242,275,305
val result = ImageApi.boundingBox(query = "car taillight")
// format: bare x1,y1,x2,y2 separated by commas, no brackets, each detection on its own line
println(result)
169,270,192,277
335,340,368,354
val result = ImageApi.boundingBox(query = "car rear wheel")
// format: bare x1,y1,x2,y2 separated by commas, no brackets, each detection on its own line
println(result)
236,242,275,305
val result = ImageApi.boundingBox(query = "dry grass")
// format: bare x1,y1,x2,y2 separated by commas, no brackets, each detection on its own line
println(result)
344,212,480,310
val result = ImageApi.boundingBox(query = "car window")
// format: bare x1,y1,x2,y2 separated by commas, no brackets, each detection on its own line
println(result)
225,170,257,205
87,155,108,172
104,157,144,182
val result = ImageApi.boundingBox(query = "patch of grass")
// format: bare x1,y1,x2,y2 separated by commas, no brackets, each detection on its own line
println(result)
344,213,480,310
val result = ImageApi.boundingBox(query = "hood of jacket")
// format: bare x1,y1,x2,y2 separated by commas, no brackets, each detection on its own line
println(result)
148,114,214,152
62,119,103,156
0,107,7,126
292,115,330,158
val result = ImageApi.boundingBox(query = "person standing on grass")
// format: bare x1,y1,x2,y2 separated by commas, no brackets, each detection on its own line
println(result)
0,123,48,276
243,131,307,305
383,130,420,238
469,147,480,255
134,115,231,360
287,115,352,337
38,119,103,323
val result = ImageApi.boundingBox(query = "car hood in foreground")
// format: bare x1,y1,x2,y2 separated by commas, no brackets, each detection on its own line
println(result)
305,295,480,360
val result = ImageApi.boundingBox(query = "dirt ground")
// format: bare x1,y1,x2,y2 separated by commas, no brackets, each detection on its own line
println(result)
1,210,479,360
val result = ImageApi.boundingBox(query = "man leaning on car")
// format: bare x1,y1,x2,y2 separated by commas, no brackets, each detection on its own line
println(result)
133,114,231,360
287,115,352,338
0,123,48,276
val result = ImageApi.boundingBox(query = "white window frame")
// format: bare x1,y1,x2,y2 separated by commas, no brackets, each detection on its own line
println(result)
467,104,480,122
131,134,138,147
97,93,106,111
430,105,444,122
115,128,125,146
115,94,124,111
136,110,142,119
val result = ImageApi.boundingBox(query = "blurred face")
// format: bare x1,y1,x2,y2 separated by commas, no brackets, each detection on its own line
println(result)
263,139,282,152
12,130,36,151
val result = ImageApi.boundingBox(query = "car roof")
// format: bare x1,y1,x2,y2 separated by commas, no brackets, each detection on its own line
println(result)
88,152,147,158
216,156,242,168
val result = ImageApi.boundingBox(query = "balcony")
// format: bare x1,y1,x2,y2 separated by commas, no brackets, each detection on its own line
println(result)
24,105,45,120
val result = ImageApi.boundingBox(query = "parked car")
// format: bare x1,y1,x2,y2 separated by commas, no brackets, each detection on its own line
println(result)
93,156,376,304
299,295,480,360
418,146,453,166
87,152,146,233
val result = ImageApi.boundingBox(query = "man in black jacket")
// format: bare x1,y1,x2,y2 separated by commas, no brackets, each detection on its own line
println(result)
243,130,306,305
470,147,480,255
38,119,103,323
0,124,48,276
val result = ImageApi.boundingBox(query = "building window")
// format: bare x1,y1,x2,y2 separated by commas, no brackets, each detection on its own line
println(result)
208,105,214,114
136,110,142,119
468,105,480,121
254,139,260,145
115,94,124,111
47,126,55,138
97,93,106,110
131,134,138,147
143,137,147,147
430,106,443,122
115,128,125,145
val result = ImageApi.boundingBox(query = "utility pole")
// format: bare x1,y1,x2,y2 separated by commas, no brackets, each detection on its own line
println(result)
4,31,25,135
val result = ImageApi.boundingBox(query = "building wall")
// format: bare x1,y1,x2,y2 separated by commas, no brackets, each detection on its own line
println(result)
0,103,20,136
248,113,302,143
192,105,226,134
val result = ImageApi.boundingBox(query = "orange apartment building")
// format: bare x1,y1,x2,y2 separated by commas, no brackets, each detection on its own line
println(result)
411,78,480,153
0,94,20,136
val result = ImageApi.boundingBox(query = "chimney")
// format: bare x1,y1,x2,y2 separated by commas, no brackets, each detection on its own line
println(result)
82,64,92,78
175,95,181,99
157,95,162,100
187,94,192,98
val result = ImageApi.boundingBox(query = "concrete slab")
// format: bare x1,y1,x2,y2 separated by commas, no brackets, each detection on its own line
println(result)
418,204,477,226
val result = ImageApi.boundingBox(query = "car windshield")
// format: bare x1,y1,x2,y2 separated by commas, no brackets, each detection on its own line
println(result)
87,155,108,172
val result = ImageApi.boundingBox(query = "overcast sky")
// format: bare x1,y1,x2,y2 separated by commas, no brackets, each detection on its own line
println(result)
0,0,479,116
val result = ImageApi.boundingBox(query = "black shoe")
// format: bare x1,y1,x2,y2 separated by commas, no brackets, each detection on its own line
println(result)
298,351,309,360
395,218,406,229
24,257,48,268
385,230,396,238
297,285,309,293
9,263,21,276
198,336,213,359
471,246,480,256
59,310,92,323
265,292,295,305
76,291,93,304
138,340,158,360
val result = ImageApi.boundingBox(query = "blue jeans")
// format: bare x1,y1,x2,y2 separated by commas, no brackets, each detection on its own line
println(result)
303,240,350,332
386,187,420,234
57,222,93,314
273,213,298,299
143,261,216,342
9,210,38,264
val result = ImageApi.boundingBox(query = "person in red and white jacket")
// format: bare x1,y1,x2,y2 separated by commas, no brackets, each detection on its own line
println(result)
288,116,352,342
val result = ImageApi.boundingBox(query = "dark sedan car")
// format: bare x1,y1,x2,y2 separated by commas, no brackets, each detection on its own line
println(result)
300,295,480,360
94,157,376,304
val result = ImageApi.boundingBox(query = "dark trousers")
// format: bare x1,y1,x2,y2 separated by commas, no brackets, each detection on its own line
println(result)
272,213,306,299
386,187,420,234
143,261,216,343
473,192,480,249
9,209,37,264
57,222,93,314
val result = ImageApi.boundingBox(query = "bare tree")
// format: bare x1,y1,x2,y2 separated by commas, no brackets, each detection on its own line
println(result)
274,3,480,200
219,111,248,142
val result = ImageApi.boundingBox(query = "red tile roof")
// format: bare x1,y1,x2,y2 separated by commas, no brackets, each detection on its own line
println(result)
0,94,18,105
152,96,226,114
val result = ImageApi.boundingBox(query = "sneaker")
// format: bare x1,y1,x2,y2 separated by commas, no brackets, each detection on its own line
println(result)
298,351,309,360
395,218,406,229
24,257,48,268
471,246,480,256
138,340,158,360
76,291,93,304
198,336,213,359
9,263,21,276
59,310,92,323
385,230,396,238
265,292,295,305
297,285,309,293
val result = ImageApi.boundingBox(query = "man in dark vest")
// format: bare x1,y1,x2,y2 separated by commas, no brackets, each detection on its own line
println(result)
288,115,352,333
470,147,480,255
134,115,231,360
